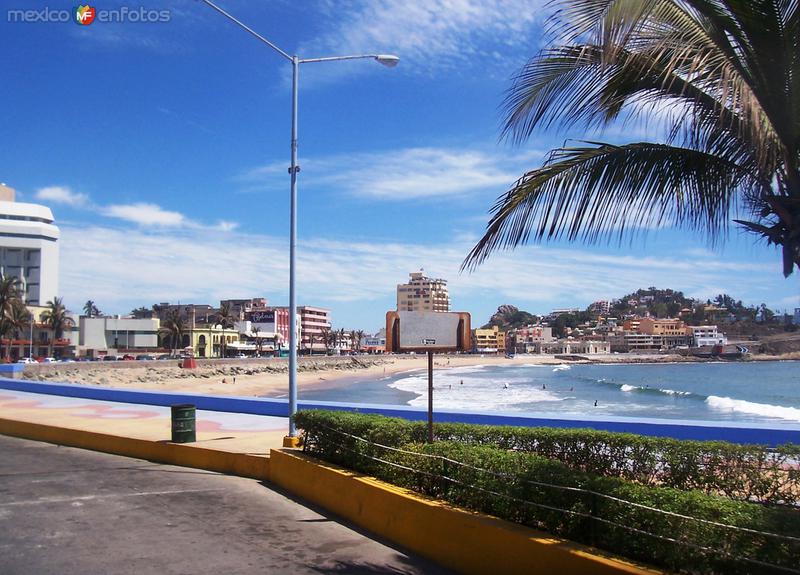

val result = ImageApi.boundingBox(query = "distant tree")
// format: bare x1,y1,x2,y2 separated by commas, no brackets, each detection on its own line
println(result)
214,302,234,357
651,302,668,318
83,300,101,318
355,329,365,353
7,301,30,342
318,327,331,355
130,306,151,319
41,297,74,358
158,309,185,355
252,326,265,356
0,275,23,360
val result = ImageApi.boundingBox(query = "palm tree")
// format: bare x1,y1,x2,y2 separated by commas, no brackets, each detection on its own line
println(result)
130,306,151,319
0,276,22,360
252,326,264,356
215,302,234,358
463,0,800,278
41,297,74,358
6,302,30,360
318,327,331,355
83,300,101,317
159,309,185,356
355,329,365,353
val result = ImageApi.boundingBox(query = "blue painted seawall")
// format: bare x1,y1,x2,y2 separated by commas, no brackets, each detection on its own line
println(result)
1,378,799,446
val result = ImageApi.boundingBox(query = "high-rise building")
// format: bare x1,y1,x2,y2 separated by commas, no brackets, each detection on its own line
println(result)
396,270,450,312
298,306,331,352
0,183,59,306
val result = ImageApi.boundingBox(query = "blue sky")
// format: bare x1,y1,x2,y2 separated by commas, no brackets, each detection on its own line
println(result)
3,0,798,332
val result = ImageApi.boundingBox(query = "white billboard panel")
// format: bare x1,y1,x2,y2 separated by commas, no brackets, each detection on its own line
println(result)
398,311,459,349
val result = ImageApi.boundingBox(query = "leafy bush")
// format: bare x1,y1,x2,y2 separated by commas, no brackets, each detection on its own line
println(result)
295,410,800,506
294,410,800,574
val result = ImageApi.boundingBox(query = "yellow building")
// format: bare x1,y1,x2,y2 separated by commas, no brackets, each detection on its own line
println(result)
182,326,241,358
473,326,505,354
637,317,686,336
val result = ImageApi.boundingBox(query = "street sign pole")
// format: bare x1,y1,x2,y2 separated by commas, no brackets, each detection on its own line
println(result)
428,350,434,443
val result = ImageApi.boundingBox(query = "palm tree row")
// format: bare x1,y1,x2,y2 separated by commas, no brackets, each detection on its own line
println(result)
464,0,799,278
41,297,73,358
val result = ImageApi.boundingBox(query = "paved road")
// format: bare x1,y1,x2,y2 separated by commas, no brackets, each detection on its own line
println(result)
0,436,451,574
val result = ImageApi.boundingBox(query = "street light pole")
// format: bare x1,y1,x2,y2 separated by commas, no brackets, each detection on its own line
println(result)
198,0,398,443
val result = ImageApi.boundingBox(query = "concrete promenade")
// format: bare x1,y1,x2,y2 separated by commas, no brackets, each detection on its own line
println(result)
0,388,289,456
0,384,661,574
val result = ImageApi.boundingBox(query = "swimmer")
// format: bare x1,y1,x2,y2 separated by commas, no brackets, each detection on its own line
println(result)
503,382,509,389
460,379,464,385
594,400,598,407
542,384,546,390
569,386,574,392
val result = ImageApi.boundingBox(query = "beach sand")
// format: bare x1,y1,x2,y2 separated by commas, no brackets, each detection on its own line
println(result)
21,354,541,398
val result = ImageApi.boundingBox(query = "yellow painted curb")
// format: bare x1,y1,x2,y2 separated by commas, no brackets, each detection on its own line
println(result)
268,449,661,575
0,418,270,480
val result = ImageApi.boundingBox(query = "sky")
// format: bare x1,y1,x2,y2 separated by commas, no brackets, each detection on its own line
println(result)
3,0,798,332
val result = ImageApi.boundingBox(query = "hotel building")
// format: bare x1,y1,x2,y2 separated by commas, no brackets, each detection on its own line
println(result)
396,271,450,312
298,306,331,352
0,183,59,306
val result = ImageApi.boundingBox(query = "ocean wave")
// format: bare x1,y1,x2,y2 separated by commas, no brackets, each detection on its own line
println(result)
706,396,800,422
619,383,695,397
552,365,571,372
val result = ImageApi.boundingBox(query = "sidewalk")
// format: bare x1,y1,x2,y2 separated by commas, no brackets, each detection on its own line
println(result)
0,388,289,459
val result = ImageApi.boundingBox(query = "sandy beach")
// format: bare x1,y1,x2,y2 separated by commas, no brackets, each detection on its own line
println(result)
21,354,553,398
20,351,798,399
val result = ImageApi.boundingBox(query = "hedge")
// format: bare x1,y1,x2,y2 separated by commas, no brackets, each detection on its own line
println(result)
295,410,800,506
294,410,800,574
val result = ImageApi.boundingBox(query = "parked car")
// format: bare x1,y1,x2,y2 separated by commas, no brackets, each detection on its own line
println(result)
38,357,57,363
122,354,135,361
59,358,76,363
102,355,119,361
135,354,154,361
16,357,36,364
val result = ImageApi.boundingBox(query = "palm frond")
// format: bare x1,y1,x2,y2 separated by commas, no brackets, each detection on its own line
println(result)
462,141,752,271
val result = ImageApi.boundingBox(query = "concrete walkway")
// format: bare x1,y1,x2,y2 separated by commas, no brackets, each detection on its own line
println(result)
0,388,290,455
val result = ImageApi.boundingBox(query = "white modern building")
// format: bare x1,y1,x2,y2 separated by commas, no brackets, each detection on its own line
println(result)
79,316,160,354
0,184,59,306
687,325,727,347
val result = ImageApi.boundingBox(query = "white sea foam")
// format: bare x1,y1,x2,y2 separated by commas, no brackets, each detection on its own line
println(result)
620,384,637,392
660,389,692,396
706,396,800,422
389,374,565,411
552,365,571,372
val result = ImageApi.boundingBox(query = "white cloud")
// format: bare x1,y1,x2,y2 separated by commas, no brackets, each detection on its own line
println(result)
101,203,187,227
57,222,790,328
242,146,546,200
34,186,89,207
308,0,546,73
215,220,239,232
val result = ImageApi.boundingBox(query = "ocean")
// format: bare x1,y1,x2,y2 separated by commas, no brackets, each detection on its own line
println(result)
299,360,800,425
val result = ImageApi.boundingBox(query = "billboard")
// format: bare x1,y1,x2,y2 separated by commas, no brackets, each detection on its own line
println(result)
386,311,471,352
251,311,275,324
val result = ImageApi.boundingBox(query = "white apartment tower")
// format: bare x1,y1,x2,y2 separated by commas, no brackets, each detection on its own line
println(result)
0,184,59,306
396,270,450,312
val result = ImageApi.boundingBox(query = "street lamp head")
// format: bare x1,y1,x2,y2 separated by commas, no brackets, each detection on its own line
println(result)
375,54,400,67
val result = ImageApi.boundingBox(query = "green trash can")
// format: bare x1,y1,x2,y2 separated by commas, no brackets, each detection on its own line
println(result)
171,404,196,443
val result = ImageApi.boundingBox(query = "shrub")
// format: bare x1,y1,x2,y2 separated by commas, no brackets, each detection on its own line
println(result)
294,410,800,574
295,410,800,506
